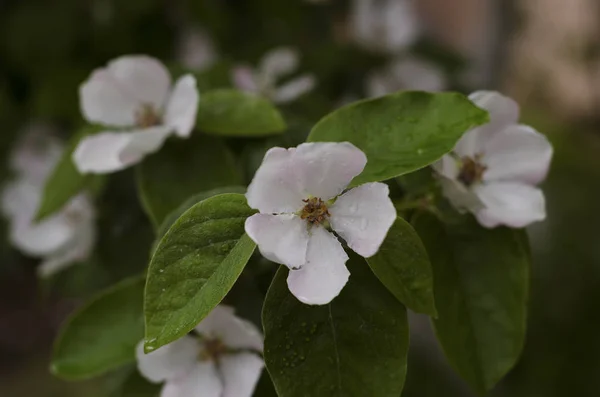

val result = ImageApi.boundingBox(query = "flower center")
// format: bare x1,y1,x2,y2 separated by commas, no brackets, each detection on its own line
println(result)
300,197,330,225
135,104,161,128
199,337,227,362
457,155,487,187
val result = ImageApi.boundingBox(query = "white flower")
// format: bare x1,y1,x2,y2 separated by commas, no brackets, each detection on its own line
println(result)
366,56,447,97
1,126,96,277
433,91,553,228
73,55,200,174
232,47,316,104
351,0,420,54
245,142,396,305
136,305,264,397
177,26,217,71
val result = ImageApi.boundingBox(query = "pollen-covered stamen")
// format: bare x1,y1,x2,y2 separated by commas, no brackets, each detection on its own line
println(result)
199,337,227,362
457,155,487,187
300,197,330,225
135,104,161,128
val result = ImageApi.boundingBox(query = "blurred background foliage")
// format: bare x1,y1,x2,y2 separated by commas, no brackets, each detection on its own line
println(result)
1,0,600,396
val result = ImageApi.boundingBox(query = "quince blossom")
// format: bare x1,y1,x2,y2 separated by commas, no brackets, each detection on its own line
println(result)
1,125,96,277
367,56,447,97
245,142,396,305
433,91,553,228
73,55,199,174
232,47,316,104
137,306,264,397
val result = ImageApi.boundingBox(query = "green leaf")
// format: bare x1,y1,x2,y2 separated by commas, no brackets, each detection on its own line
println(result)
51,277,145,380
366,217,437,316
412,213,530,395
307,91,489,187
196,89,286,136
144,193,257,352
36,126,105,221
136,133,241,228
263,256,409,397
155,185,246,241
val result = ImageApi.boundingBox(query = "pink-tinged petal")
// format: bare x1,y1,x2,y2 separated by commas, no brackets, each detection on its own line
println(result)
1,179,39,223
259,47,299,80
329,182,396,258
161,362,222,397
432,155,459,180
287,226,349,305
9,124,64,183
455,91,521,157
272,74,316,104
221,352,264,397
136,337,198,383
473,182,546,228
438,177,483,214
232,66,260,93
245,214,309,270
177,27,217,71
482,124,553,185
294,142,367,201
195,305,263,352
246,147,305,213
164,74,199,138
72,126,172,174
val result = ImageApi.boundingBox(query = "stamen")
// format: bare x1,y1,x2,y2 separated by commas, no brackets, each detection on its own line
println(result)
135,104,161,128
300,197,330,225
199,337,227,362
457,155,487,187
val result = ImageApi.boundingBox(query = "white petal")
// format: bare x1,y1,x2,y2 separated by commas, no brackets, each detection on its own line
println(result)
164,75,199,138
9,124,64,183
272,75,316,104
231,66,260,93
455,91,520,157
294,142,367,200
287,226,349,305
438,177,483,214
482,125,553,185
245,214,309,270
259,47,299,80
195,305,263,352
1,179,39,222
221,353,264,397
245,147,306,213
177,27,217,71
136,337,198,383
473,182,546,228
383,0,420,51
432,155,459,180
161,362,222,397
72,126,172,174
329,182,396,258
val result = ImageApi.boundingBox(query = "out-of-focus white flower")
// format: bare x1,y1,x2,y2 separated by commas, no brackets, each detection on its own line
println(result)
232,47,316,104
366,57,447,97
137,305,264,397
74,55,199,174
177,26,217,71
351,0,420,54
245,142,396,305
433,91,553,228
1,126,96,277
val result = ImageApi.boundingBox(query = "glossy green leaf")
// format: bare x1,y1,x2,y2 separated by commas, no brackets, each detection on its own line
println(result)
144,193,256,352
366,217,437,316
136,133,241,228
36,126,105,221
196,89,286,136
307,91,488,187
413,213,530,395
51,277,145,380
263,256,409,397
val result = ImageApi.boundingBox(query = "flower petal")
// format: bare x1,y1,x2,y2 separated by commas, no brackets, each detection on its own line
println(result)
432,154,459,180
259,47,299,81
294,142,367,200
272,74,316,104
136,337,198,383
72,126,172,174
245,213,308,270
232,66,260,93
177,27,217,71
245,147,306,213
220,352,264,397
10,215,74,257
473,182,546,228
482,124,553,185
329,182,396,258
455,91,520,157
9,124,63,183
195,305,263,352
367,57,446,97
287,226,349,305
161,362,222,397
164,74,199,138
438,177,483,214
